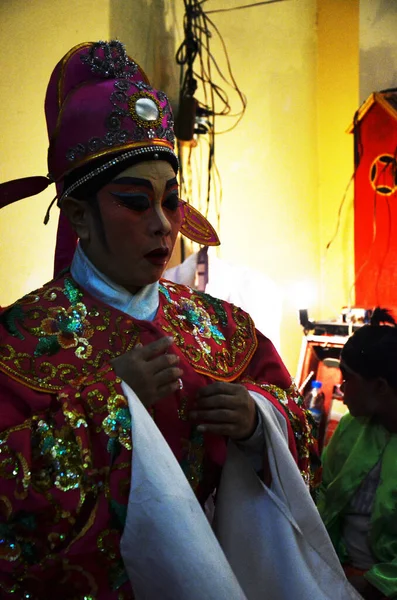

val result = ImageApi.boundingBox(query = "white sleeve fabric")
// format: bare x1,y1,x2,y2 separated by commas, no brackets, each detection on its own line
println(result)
119,381,247,600
119,383,362,600
236,393,288,473
213,391,363,600
235,406,267,473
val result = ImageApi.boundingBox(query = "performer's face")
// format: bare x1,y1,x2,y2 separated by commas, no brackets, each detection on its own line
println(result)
83,160,182,293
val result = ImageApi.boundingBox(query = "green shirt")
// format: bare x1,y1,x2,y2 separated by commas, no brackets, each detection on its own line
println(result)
317,414,397,598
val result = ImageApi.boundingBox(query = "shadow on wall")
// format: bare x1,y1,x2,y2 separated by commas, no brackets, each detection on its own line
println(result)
373,0,397,24
109,0,180,110
360,45,397,100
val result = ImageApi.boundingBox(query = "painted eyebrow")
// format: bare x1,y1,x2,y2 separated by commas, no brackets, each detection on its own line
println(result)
165,177,178,189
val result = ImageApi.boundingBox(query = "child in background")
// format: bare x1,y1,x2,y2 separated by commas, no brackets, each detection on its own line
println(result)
317,308,397,600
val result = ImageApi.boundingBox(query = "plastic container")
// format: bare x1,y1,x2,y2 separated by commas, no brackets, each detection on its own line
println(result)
303,380,325,426
324,384,349,446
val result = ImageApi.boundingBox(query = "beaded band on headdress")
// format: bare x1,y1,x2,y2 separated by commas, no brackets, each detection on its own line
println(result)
59,145,178,203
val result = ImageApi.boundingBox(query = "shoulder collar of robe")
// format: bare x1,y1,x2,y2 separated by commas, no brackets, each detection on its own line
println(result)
0,273,257,392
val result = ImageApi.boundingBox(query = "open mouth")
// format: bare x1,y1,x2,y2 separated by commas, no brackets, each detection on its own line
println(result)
145,247,169,257
144,247,170,265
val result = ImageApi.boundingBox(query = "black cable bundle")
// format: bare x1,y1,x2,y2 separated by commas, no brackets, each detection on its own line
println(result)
175,0,248,226
174,0,287,236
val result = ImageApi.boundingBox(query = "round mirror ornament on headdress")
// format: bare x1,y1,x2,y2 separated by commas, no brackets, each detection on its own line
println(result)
133,96,161,122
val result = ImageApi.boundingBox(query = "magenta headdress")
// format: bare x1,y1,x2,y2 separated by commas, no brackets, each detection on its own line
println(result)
0,41,219,272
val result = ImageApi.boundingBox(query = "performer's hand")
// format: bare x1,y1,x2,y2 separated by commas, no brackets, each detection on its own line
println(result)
348,575,384,600
111,337,183,408
189,382,257,440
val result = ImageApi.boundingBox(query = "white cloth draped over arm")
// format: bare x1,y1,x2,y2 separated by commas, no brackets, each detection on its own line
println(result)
214,392,363,600
120,384,363,600
119,381,247,600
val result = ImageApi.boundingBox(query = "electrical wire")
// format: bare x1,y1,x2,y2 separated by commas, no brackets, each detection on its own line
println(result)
326,113,397,312
324,161,392,311
347,153,395,308
375,193,392,304
374,147,397,304
348,186,379,309
325,173,354,252
175,0,249,230
325,111,363,253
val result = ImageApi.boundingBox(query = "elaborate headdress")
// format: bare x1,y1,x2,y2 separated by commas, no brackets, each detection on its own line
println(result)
0,41,219,272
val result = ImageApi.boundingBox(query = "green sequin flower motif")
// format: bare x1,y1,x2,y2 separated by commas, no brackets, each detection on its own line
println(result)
181,298,225,344
64,277,83,304
0,304,25,340
34,419,87,492
35,303,94,358
159,283,225,354
200,292,228,326
102,394,132,457
0,513,38,564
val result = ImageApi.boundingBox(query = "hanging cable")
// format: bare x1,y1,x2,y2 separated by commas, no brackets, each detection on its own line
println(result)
347,152,396,308
175,0,250,235
175,0,287,251
325,174,354,253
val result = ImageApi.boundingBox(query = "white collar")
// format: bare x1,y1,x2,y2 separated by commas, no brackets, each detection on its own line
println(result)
70,243,160,321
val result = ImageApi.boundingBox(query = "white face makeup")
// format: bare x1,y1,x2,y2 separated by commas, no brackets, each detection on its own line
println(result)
83,160,182,293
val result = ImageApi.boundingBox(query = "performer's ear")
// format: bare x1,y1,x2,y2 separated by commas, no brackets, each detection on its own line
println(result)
61,195,91,242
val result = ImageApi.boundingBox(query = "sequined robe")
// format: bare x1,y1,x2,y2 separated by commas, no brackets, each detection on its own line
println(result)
0,273,318,599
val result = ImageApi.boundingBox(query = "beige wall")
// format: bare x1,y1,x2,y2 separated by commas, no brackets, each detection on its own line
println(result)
0,0,360,375
360,0,397,102
109,0,180,106
317,0,359,323
0,0,110,302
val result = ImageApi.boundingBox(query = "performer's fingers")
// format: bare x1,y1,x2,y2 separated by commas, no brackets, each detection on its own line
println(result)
196,423,235,436
155,367,184,387
138,336,174,360
150,352,180,374
197,381,240,398
189,408,237,424
157,379,183,398
194,393,240,410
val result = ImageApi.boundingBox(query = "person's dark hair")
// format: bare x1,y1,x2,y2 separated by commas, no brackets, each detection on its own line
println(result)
341,307,397,388
63,158,113,247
